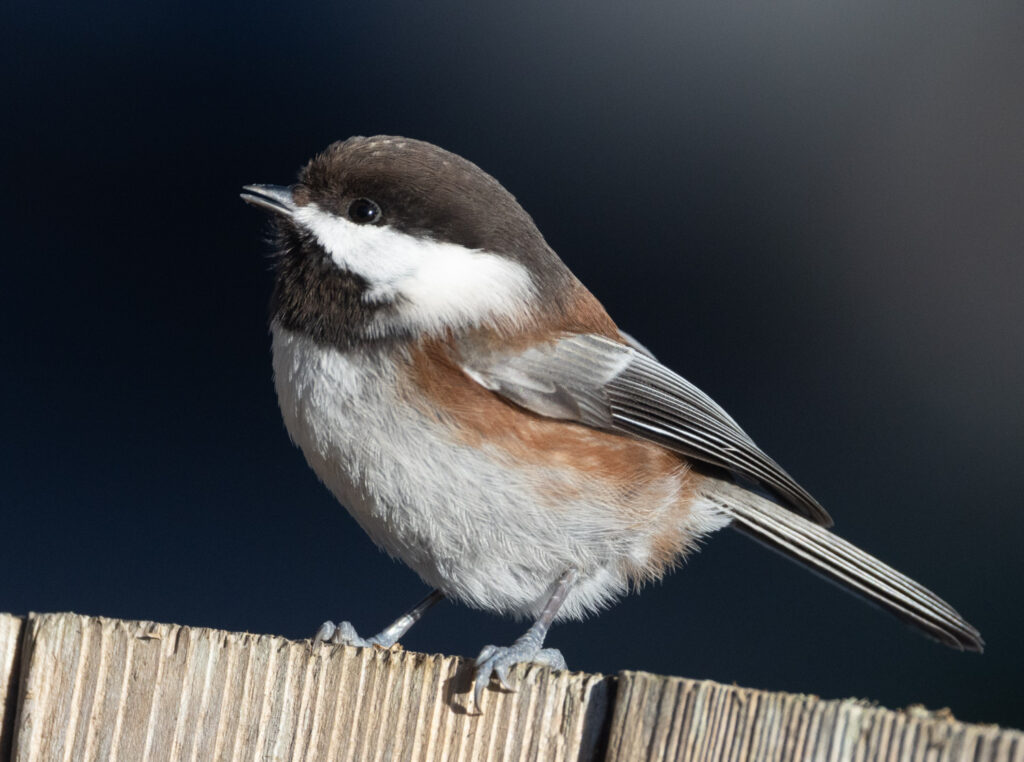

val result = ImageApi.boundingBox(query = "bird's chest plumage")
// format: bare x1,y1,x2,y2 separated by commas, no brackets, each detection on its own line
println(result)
270,324,722,620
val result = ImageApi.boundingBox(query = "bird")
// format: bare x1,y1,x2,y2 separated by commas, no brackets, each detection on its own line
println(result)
241,135,982,711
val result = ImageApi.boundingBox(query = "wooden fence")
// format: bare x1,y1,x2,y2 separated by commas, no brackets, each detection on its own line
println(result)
0,612,1019,761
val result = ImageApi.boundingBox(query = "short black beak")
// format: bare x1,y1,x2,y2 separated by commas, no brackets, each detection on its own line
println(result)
240,184,296,217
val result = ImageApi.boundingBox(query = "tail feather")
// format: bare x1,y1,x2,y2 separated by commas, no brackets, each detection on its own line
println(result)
698,476,984,652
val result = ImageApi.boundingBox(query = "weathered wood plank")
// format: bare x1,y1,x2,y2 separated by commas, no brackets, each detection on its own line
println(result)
9,612,610,762
0,613,25,761
604,670,1024,762
6,613,1023,761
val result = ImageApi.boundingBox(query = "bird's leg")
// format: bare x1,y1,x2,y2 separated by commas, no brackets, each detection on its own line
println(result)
314,589,445,648
472,570,576,712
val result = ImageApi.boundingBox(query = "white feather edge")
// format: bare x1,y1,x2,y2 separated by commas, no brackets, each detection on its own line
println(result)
697,475,982,649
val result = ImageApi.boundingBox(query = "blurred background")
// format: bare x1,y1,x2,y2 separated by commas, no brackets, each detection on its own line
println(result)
3,0,1022,727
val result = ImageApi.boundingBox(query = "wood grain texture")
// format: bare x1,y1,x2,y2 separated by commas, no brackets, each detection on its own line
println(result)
605,671,1024,762
9,612,610,761
0,613,25,761
5,613,1023,762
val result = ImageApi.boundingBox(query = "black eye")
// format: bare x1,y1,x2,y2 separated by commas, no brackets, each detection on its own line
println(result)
347,197,382,224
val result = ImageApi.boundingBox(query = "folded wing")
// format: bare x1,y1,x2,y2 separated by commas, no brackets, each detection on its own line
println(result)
461,332,832,526
460,332,983,651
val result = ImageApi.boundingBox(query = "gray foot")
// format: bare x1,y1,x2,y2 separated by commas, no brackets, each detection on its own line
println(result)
473,641,567,712
313,591,444,651
313,620,383,648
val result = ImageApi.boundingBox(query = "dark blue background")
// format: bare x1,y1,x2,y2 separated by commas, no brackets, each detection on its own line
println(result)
4,0,1022,727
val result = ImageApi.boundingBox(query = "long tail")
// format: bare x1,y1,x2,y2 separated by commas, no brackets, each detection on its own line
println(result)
697,476,984,651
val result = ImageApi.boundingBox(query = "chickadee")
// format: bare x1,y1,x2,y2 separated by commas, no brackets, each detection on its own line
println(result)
241,136,982,710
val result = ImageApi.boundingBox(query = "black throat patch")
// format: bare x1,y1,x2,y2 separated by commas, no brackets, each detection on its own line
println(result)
268,223,399,350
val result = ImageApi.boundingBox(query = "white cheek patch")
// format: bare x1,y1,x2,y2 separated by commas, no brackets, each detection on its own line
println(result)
292,204,536,335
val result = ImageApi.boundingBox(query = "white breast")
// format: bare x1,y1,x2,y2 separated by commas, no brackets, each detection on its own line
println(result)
271,324,728,621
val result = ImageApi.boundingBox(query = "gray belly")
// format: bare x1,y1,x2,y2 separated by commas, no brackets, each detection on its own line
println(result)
270,324,723,620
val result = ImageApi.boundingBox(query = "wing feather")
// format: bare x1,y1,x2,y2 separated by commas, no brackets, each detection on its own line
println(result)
459,332,984,651
461,333,832,526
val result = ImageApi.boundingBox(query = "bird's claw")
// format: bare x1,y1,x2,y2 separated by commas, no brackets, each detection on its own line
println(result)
471,644,566,713
312,620,377,648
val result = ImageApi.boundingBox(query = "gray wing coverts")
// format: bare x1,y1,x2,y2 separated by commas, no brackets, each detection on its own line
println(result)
461,333,984,651
462,333,833,526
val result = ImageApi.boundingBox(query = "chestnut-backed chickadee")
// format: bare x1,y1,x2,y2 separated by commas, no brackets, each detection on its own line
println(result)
241,136,982,711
